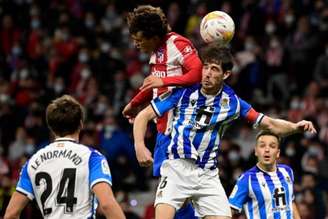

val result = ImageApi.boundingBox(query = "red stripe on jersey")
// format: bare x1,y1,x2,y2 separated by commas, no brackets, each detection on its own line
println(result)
245,108,260,123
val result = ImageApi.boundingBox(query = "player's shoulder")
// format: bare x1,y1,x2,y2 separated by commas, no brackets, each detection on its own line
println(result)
169,32,192,43
222,83,237,96
277,163,293,173
244,166,259,177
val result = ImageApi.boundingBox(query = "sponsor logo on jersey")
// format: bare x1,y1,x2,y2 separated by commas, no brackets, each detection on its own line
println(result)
152,68,166,78
183,46,192,55
101,159,111,175
157,49,164,63
220,97,229,108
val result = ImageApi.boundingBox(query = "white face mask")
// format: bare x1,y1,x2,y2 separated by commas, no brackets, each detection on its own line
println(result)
265,22,276,35
100,43,110,53
285,15,294,26
81,68,91,79
54,83,64,93
286,146,296,157
79,52,89,63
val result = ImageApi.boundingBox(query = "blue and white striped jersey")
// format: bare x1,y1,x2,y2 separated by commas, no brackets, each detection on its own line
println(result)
151,84,263,169
16,138,112,219
229,164,295,219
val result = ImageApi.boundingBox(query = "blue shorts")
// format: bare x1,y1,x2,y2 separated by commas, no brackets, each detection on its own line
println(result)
153,133,170,177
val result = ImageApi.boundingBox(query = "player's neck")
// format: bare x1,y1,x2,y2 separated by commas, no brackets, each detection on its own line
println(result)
55,132,80,142
201,85,223,96
256,162,277,173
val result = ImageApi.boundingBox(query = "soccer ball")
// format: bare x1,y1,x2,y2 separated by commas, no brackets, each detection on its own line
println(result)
200,11,235,45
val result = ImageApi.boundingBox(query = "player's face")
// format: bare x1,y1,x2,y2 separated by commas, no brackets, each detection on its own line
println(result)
201,62,230,95
255,135,280,168
131,31,160,53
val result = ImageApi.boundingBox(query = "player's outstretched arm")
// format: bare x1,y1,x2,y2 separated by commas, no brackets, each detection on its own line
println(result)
259,116,317,136
4,192,29,219
133,105,157,167
93,182,126,219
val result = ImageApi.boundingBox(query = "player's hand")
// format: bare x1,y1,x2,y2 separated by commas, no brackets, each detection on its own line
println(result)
135,146,153,167
295,120,317,134
122,103,138,123
139,75,164,91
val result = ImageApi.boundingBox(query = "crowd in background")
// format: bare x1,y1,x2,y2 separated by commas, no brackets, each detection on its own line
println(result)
0,0,327,218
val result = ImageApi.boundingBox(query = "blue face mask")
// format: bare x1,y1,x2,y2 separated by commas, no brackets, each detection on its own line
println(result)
31,19,40,29
12,46,22,56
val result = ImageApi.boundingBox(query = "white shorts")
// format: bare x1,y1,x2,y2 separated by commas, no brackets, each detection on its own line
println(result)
154,159,231,218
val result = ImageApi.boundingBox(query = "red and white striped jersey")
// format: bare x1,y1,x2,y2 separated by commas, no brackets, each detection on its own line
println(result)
131,32,202,134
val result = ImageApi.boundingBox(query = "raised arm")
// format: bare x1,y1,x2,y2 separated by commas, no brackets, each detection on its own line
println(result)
259,116,317,136
133,105,157,166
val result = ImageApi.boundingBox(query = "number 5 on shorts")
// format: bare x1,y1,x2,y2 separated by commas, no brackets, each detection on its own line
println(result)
159,176,168,189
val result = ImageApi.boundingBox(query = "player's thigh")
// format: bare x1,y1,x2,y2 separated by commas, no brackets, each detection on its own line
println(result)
193,171,231,218
155,159,195,210
155,203,176,219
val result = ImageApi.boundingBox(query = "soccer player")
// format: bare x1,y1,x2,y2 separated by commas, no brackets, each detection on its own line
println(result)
133,44,316,219
4,95,125,219
229,131,301,219
123,5,202,219
123,4,202,176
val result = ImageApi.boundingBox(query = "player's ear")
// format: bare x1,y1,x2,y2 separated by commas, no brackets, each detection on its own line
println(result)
254,144,258,156
223,70,231,80
79,120,84,130
277,148,280,159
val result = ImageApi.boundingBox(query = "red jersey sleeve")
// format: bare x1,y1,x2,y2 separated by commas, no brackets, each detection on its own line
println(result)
162,40,202,86
130,88,153,108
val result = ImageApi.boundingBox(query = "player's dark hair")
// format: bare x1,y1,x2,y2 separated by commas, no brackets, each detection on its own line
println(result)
256,130,281,145
46,95,84,137
200,43,234,73
127,5,170,39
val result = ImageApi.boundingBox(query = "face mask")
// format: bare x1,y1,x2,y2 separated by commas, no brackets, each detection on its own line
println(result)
100,43,110,53
139,53,148,62
96,103,107,114
285,146,295,157
308,146,320,156
85,19,95,28
12,46,22,56
228,151,240,162
104,125,115,138
79,52,89,63
54,83,64,93
245,41,255,51
19,69,29,80
265,22,276,35
81,68,91,79
31,19,40,29
285,15,294,26
270,39,280,48
62,32,69,41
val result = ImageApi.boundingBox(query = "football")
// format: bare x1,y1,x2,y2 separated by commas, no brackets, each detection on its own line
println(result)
200,11,235,45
